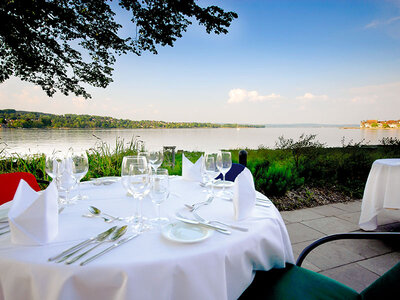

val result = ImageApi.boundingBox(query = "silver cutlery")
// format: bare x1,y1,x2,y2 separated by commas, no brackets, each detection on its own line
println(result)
65,226,127,264
0,230,10,236
88,206,124,221
48,226,117,262
0,224,9,231
80,233,140,266
192,212,248,232
82,213,114,223
185,196,214,212
175,213,231,235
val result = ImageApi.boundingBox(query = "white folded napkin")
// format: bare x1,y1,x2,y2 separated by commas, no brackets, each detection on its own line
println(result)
233,167,256,220
8,179,59,246
182,153,203,182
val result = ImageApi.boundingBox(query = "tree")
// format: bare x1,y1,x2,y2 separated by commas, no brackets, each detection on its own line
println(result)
0,0,237,99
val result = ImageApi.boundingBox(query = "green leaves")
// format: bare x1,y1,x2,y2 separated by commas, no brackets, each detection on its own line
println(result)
0,0,237,98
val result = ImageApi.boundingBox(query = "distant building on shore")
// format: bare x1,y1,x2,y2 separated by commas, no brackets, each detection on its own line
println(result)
360,120,400,128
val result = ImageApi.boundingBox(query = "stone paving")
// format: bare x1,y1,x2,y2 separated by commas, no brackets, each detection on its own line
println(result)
281,200,400,292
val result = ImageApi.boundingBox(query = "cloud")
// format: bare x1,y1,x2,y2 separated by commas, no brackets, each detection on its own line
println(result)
364,15,400,29
295,93,328,102
348,81,400,104
227,88,282,104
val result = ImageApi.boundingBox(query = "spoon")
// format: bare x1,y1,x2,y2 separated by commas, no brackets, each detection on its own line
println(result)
65,225,127,264
54,226,117,263
88,206,124,221
82,213,113,223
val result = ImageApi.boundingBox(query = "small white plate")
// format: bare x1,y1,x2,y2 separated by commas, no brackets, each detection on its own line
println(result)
212,180,234,188
162,222,213,243
90,177,120,185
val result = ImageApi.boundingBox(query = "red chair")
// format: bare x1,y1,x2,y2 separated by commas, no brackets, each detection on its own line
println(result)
0,172,41,205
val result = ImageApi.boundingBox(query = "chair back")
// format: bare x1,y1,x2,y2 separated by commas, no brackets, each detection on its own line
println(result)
215,163,245,182
360,261,400,299
0,172,41,205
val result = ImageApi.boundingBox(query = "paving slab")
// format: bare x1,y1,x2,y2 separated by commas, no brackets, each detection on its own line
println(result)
286,223,325,244
331,201,362,213
309,205,347,217
280,209,323,224
357,252,400,275
336,211,361,225
302,216,359,235
320,263,379,293
334,239,393,259
291,239,364,270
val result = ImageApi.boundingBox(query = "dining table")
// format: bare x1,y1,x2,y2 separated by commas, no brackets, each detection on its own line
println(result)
0,176,294,300
359,158,400,231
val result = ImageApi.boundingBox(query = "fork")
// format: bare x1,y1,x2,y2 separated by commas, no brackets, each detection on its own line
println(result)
192,211,248,232
185,196,214,212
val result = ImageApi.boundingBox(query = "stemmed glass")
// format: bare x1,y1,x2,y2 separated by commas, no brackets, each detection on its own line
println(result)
45,151,64,183
121,156,139,222
147,148,163,173
58,156,76,205
45,151,67,204
150,168,169,228
216,151,232,198
71,150,89,200
204,153,219,197
128,156,151,233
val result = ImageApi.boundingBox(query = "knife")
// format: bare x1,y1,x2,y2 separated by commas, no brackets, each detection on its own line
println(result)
80,234,139,266
48,226,117,262
175,215,231,235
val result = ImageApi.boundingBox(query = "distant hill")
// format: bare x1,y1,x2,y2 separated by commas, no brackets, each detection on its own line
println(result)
0,109,265,129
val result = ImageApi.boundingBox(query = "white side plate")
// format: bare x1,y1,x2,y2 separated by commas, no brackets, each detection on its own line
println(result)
162,222,213,243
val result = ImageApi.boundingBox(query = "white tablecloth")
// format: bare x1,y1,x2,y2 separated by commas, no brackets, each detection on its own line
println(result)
359,159,400,231
0,177,294,300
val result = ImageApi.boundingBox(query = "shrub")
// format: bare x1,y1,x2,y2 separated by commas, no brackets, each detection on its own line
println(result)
253,160,304,196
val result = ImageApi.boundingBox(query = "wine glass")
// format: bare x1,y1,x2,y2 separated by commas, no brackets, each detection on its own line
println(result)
121,156,139,222
45,151,66,203
150,168,170,228
216,151,232,198
58,156,76,205
204,153,219,197
71,150,89,200
147,148,163,173
128,156,151,232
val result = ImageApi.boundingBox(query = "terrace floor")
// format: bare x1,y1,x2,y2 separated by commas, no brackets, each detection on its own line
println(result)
281,201,400,292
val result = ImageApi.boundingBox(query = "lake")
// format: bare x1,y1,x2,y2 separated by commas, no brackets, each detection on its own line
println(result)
1,127,400,156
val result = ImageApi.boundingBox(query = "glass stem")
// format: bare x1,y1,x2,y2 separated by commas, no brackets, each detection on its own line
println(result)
157,204,161,221
222,173,226,194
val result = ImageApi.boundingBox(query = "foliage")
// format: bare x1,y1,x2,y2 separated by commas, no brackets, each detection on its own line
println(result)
2,135,400,206
380,137,400,147
275,134,325,169
253,160,304,196
0,109,264,129
0,0,237,98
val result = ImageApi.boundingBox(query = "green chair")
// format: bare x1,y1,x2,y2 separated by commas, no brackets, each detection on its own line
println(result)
239,232,400,300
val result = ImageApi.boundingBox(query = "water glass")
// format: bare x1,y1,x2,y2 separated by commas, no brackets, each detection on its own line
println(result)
216,151,232,198
150,168,169,227
58,157,76,205
71,150,89,200
128,156,151,232
204,154,219,197
121,156,139,221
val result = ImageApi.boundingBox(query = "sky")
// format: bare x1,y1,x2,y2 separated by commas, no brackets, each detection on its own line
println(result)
1,0,400,125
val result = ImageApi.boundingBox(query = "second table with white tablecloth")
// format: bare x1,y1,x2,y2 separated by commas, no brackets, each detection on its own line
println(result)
359,159,400,231
0,177,294,300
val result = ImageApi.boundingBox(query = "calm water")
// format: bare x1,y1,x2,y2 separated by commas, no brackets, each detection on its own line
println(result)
1,127,400,156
